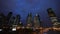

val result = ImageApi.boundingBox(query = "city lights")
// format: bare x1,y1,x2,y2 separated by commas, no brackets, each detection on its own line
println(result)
22,26,25,29
0,29,2,31
12,28,16,31
16,26,21,30
0,8,60,34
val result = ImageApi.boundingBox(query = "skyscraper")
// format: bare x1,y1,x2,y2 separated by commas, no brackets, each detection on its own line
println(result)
0,13,3,25
0,13,6,25
33,14,41,28
7,12,13,21
0,13,5,29
12,15,21,31
14,15,20,25
47,8,60,27
9,16,15,26
6,12,13,25
26,13,32,27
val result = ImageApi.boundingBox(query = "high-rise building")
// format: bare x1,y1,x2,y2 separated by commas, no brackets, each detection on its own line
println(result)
9,16,15,26
26,13,32,27
7,12,13,21
47,8,60,27
14,15,20,25
6,12,13,25
33,14,41,34
0,13,6,25
0,13,5,29
0,13,3,25
33,14,41,28
12,15,21,31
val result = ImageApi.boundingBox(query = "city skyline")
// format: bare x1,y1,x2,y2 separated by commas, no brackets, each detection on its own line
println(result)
0,8,60,28
0,0,60,27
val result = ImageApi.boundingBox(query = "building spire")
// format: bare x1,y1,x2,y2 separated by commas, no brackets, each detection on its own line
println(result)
36,13,38,16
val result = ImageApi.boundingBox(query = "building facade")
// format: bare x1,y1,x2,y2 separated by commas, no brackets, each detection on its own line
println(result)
26,13,32,27
33,14,41,28
47,8,60,27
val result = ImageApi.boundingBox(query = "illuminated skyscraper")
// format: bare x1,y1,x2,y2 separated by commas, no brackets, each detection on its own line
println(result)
12,15,21,31
26,13,32,27
33,14,41,28
47,8,60,27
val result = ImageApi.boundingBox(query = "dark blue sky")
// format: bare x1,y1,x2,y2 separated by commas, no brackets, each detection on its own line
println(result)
0,0,60,27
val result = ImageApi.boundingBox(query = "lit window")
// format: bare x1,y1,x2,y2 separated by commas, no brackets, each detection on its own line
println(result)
22,26,25,29
26,26,30,29
50,14,55,16
51,19,58,22
36,27,39,29
50,17,58,22
16,27,20,30
50,17,57,19
53,22,60,25
27,24,32,26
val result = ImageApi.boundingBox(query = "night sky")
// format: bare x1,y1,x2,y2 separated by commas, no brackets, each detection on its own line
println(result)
0,0,60,27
